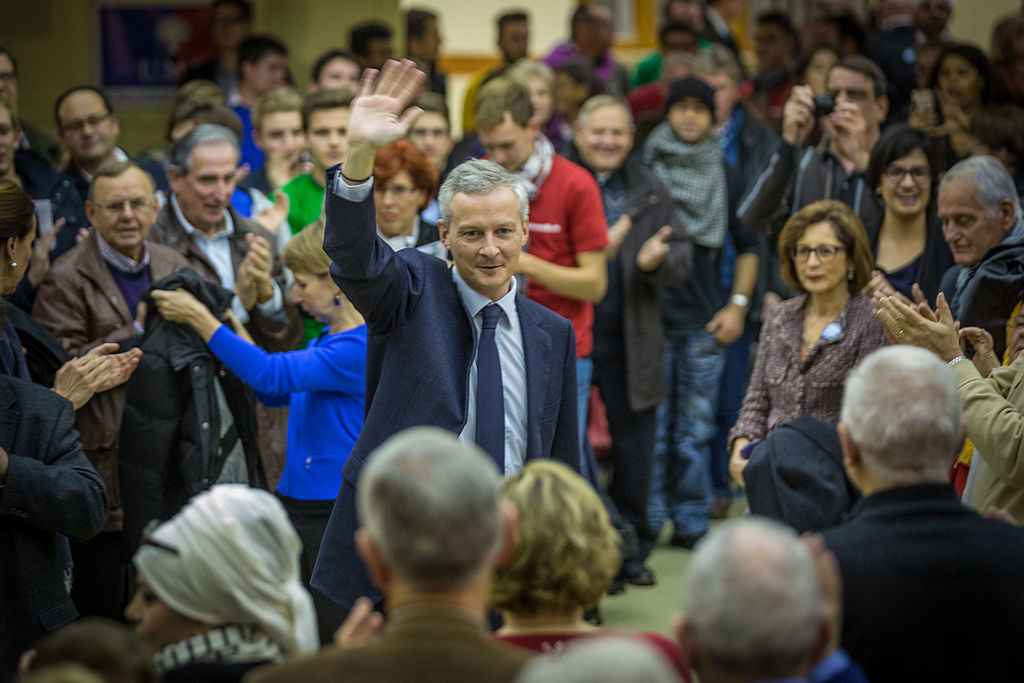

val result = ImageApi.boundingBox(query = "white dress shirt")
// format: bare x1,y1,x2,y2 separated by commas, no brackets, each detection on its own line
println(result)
333,174,529,472
170,195,283,324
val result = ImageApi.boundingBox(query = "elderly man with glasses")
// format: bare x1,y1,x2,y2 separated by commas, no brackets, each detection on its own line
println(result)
33,160,189,622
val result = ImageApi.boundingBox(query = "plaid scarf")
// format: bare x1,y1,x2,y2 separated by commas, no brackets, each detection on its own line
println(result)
642,122,728,249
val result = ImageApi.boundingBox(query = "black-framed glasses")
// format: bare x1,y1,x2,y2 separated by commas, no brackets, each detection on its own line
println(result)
140,519,179,555
791,244,846,263
61,112,112,134
884,164,930,183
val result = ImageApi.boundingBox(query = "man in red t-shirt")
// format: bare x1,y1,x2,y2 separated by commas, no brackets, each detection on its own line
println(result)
475,76,608,446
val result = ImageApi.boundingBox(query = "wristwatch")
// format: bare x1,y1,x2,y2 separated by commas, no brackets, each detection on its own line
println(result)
730,293,750,308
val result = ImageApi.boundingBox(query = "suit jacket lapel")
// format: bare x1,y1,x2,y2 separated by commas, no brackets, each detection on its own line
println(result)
516,297,551,462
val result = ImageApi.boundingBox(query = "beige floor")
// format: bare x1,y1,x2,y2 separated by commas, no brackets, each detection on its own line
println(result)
600,498,748,637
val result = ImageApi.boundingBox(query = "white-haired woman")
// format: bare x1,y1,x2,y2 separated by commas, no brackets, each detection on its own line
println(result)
125,485,318,681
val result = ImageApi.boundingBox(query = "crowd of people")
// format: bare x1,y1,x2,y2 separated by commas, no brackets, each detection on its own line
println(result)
4,0,1024,680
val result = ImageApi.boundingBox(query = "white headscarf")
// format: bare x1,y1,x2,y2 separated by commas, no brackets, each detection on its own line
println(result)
133,485,319,655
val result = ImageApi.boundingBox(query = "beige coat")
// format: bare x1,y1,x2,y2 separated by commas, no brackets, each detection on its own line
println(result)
955,353,1024,522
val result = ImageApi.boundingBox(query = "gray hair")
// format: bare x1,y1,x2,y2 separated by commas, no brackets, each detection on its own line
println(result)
841,346,962,483
438,159,530,227
168,123,240,174
683,517,821,679
939,155,1022,219
514,636,680,683
576,94,633,130
357,427,504,592
692,42,742,84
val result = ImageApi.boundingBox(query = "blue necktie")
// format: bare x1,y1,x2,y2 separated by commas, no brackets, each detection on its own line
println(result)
476,303,505,471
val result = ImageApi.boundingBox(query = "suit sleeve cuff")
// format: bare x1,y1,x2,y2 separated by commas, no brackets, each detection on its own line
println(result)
332,174,373,202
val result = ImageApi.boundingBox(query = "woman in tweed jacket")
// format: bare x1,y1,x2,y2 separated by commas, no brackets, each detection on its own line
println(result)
728,201,887,485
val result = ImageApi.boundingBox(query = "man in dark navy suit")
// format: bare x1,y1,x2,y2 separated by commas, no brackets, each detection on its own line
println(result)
311,60,579,613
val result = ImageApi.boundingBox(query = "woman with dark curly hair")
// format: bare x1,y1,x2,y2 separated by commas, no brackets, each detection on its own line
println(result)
492,460,689,680
728,200,886,486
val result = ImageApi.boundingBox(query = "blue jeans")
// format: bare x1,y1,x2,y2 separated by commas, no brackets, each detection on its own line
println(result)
711,326,757,499
647,330,726,537
576,356,597,485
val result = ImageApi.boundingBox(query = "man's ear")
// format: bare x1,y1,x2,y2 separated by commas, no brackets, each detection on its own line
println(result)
998,198,1016,235
837,422,864,492
355,528,391,590
85,199,98,227
875,95,890,124
437,219,449,249
493,500,519,568
675,618,700,672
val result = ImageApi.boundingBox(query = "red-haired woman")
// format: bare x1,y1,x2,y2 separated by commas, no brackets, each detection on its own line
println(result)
372,139,441,254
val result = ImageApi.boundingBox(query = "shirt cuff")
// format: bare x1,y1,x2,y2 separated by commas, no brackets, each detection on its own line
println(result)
332,173,373,202
256,281,284,315
231,296,250,325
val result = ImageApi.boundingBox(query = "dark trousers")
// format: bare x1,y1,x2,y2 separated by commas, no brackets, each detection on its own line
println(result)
70,531,133,622
277,494,348,644
593,353,657,540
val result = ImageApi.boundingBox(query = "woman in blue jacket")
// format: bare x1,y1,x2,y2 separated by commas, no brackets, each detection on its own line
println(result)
151,218,365,639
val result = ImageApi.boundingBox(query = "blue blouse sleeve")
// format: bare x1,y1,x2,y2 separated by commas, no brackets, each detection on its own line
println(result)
207,324,367,398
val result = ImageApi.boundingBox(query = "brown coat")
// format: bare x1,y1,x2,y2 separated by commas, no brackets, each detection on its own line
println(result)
32,233,189,531
149,201,302,353
244,605,533,683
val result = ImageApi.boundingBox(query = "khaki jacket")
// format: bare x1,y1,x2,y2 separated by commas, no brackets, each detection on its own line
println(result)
33,232,188,530
955,353,1024,523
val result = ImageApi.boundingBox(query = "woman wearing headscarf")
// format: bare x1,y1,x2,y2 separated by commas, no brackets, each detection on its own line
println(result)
126,485,318,681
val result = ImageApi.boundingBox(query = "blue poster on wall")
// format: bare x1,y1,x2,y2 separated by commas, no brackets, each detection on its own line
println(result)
98,3,213,108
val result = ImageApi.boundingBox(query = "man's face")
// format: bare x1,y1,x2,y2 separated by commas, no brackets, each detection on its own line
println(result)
497,20,529,63
666,0,705,31
755,22,794,74
242,53,287,95
439,187,529,301
57,90,119,168
408,111,453,172
823,67,887,136
0,54,18,106
315,57,360,93
661,29,698,55
168,141,238,234
667,97,713,144
702,72,739,126
575,104,632,175
210,2,251,51
577,5,615,59
478,113,536,173
914,0,952,38
307,107,349,172
86,167,157,262
0,106,18,177
255,110,304,166
410,17,441,63
938,175,1015,267
364,38,393,70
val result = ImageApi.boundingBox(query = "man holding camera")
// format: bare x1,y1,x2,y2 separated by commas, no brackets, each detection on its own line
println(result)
738,56,889,234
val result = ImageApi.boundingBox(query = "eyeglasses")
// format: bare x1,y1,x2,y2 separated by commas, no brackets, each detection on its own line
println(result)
373,184,417,198
409,127,449,140
94,197,155,216
140,519,179,555
61,112,112,134
792,244,846,262
884,164,930,183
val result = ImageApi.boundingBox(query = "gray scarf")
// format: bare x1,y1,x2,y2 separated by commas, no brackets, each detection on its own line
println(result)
516,134,555,200
642,122,728,249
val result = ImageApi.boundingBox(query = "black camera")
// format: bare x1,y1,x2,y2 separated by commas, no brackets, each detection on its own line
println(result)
813,92,836,118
